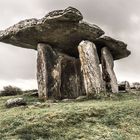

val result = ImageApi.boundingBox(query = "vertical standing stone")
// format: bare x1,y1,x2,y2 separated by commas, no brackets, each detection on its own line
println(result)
60,55,85,98
78,40,104,96
37,43,61,99
37,43,85,100
51,55,62,99
37,43,48,99
101,47,118,93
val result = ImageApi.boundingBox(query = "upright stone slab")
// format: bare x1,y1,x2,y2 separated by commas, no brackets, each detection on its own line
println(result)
37,43,48,99
60,55,85,98
37,43,61,99
101,47,118,93
37,43,85,100
78,40,104,96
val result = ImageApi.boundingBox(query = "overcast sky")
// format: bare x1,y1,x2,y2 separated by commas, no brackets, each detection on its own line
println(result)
0,0,140,90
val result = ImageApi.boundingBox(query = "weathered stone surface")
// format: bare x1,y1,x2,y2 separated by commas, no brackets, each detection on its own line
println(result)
61,99,75,102
37,43,85,99
0,7,104,58
60,55,85,98
44,6,83,22
101,47,118,93
30,92,38,97
37,43,60,99
95,36,131,60
78,41,105,96
75,96,87,101
119,81,130,92
5,98,26,108
37,43,48,99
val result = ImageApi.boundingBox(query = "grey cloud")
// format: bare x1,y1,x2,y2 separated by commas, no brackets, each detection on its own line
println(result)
0,0,44,29
40,0,140,32
0,43,37,80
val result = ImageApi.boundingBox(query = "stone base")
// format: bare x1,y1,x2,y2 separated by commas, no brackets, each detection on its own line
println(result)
37,43,85,100
37,42,119,100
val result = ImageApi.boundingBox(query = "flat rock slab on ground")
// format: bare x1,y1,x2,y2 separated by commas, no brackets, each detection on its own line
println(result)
0,7,130,60
5,98,27,108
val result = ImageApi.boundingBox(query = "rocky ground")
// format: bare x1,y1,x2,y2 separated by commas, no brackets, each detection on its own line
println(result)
0,91,140,140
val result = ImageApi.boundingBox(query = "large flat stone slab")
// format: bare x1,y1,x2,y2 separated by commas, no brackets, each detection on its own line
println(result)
95,36,131,60
0,7,130,60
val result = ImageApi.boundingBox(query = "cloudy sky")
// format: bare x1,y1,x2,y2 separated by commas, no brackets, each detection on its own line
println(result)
0,0,140,90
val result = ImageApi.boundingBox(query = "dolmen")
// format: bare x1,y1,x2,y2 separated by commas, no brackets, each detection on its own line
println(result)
0,7,131,100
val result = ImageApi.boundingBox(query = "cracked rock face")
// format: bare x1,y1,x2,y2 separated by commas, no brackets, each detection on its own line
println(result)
95,36,131,60
0,7,130,59
44,6,83,22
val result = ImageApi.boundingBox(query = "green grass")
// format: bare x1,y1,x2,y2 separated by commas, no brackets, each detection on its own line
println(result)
0,91,140,140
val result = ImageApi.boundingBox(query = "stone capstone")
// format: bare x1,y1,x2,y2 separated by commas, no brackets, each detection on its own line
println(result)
95,36,131,60
118,81,130,92
0,7,130,59
44,6,83,22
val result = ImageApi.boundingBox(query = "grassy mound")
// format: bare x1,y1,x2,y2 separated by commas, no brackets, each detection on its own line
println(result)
0,91,140,140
